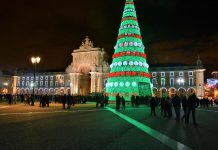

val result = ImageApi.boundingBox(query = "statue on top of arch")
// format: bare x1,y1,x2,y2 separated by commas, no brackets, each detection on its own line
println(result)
80,36,94,50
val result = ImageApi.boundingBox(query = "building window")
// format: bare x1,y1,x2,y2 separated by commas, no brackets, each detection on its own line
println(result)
31,77,34,80
161,78,165,86
50,81,53,87
60,82,64,87
40,76,43,80
22,77,25,80
161,72,165,77
26,81,29,87
35,81,38,87
179,72,184,77
45,81,48,87
67,80,71,87
36,76,39,80
45,76,48,80
189,78,194,86
170,78,174,86
17,81,20,87
17,77,20,80
170,72,174,77
26,77,29,80
55,81,58,87
56,76,59,80
22,81,25,86
152,78,157,85
40,81,43,87
188,71,193,76
152,72,157,77
50,76,54,80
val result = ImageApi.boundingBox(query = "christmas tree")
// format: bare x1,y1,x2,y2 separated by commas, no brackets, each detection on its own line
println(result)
106,0,153,101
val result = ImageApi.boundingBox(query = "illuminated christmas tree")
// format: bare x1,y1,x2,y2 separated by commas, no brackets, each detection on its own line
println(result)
106,0,153,101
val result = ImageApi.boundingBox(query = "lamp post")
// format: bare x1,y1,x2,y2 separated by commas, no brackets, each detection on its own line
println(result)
31,56,41,106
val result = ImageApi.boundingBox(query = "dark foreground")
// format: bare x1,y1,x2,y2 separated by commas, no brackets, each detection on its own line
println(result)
0,102,218,150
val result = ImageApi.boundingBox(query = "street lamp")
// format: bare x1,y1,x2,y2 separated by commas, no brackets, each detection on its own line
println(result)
31,56,41,106
177,78,184,85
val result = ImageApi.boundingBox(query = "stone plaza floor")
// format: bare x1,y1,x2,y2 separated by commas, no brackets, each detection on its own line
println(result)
0,102,218,150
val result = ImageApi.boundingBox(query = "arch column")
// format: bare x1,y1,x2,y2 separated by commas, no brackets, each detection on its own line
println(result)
90,72,97,93
69,73,81,95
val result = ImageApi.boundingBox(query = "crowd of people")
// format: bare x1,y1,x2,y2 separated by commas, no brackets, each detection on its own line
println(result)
0,92,216,125
148,93,200,125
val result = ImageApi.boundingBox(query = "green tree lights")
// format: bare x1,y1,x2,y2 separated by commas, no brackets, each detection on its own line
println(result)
106,0,153,101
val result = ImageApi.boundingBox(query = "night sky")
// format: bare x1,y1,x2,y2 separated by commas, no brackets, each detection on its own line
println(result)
0,0,217,77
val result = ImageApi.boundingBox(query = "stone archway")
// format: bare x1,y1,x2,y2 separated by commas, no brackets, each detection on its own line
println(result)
160,88,167,97
169,88,176,97
153,88,158,97
178,88,186,96
187,88,196,96
78,64,91,95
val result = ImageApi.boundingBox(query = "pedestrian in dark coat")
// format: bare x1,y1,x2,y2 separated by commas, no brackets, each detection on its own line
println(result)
131,94,136,107
186,93,199,125
121,96,125,110
116,93,121,110
150,97,157,116
166,96,172,118
95,95,100,108
39,94,43,107
172,94,181,122
67,94,72,109
62,94,67,109
181,96,187,121
45,94,49,107
160,97,166,117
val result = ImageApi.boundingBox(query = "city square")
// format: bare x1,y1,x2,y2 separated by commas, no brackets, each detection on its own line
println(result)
0,0,218,149
0,102,218,150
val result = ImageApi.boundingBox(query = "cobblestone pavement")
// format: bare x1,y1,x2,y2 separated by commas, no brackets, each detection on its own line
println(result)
0,102,218,150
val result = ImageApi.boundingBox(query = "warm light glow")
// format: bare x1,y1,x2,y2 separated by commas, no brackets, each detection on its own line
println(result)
31,56,41,64
4,82,8,86
31,57,36,63
30,83,34,87
177,78,184,83
36,57,41,63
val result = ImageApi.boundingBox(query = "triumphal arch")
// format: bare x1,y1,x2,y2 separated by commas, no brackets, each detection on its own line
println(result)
66,36,110,95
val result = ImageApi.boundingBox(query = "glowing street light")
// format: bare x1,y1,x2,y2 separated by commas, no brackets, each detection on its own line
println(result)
31,57,41,64
31,56,41,106
177,78,184,85
3,82,8,86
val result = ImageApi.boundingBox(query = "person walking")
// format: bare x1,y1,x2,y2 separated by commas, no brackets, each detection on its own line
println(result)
150,97,157,116
186,93,199,126
131,94,136,107
181,95,187,121
67,93,72,109
62,94,67,109
95,94,100,108
172,94,181,122
160,97,167,117
121,96,126,110
166,96,172,118
116,93,121,110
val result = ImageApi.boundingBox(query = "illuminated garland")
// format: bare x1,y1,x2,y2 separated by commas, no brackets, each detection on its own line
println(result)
110,61,149,68
114,42,145,49
126,2,134,5
119,24,140,30
108,71,151,78
117,34,142,40
112,51,146,59
121,17,138,22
